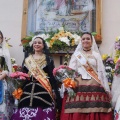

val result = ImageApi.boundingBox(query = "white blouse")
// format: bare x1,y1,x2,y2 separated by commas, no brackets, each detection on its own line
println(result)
69,52,97,79
69,51,110,92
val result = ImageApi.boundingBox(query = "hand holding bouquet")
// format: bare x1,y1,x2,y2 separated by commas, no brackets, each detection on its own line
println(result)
53,65,80,98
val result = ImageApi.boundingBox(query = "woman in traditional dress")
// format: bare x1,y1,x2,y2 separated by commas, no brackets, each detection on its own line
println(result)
11,35,61,120
111,59,120,120
60,32,113,120
0,31,13,120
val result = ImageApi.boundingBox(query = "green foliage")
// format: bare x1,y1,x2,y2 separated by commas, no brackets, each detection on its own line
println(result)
91,32,97,36
50,40,68,52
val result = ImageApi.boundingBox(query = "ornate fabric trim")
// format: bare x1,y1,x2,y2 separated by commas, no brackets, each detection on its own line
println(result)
34,96,52,106
64,76,112,113
19,82,52,107
76,85,105,92
34,55,47,69
65,101,111,109
65,108,112,113
25,55,54,101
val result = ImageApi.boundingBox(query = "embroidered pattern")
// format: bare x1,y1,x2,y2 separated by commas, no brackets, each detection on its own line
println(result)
76,85,105,92
65,85,111,109
19,82,52,106
20,108,38,120
43,108,52,114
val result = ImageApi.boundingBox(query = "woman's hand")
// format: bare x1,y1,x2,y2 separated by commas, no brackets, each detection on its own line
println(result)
0,72,7,80
106,91,112,101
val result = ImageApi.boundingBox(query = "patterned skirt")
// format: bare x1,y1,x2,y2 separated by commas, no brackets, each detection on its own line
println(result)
11,106,56,120
60,76,113,120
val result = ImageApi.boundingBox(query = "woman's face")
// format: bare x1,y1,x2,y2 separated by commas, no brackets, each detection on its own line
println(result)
0,34,3,44
33,38,44,52
81,34,92,50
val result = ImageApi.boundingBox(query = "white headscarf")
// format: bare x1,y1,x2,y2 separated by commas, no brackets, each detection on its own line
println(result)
74,36,100,54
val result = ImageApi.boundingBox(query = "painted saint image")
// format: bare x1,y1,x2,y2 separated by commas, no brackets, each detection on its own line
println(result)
28,0,95,34
54,0,93,16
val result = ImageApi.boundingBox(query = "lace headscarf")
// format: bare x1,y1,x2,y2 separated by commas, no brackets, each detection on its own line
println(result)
74,35,100,54
71,32,110,92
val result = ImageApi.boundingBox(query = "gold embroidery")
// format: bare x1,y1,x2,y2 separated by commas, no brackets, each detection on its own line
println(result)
30,83,35,106
20,82,51,106
25,55,54,102
34,96,52,106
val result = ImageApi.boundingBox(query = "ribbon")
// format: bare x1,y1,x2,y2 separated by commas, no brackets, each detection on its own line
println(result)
63,78,77,88
12,88,23,99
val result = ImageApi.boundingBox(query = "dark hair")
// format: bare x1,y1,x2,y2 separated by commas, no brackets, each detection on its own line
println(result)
81,32,93,41
0,31,3,41
29,37,50,55
22,36,51,66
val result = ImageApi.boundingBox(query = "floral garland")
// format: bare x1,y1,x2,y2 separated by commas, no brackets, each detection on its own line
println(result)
20,27,80,53
45,27,80,52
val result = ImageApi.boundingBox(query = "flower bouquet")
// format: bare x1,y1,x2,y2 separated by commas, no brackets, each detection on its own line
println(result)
53,65,80,98
102,54,115,88
8,71,29,100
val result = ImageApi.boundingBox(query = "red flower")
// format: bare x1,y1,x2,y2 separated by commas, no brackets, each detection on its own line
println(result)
115,113,119,120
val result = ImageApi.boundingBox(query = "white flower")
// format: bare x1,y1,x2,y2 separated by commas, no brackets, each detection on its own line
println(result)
72,34,81,45
11,58,16,62
43,108,52,114
37,34,50,40
46,41,50,48
58,27,64,31
59,37,70,46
